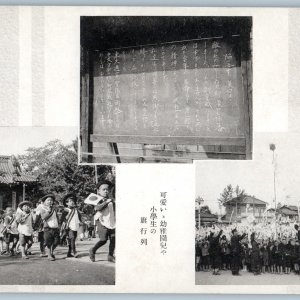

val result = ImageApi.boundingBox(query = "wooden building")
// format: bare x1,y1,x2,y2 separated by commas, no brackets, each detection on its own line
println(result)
222,195,267,223
0,156,37,210
195,210,218,227
277,205,299,222
80,16,252,163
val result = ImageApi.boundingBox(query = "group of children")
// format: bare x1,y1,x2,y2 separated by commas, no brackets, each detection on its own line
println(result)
0,180,115,263
196,226,300,276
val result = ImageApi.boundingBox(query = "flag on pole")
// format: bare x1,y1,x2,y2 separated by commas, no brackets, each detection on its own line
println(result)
84,193,103,206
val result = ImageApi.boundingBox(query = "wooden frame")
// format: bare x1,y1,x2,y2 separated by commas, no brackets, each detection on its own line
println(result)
80,17,252,163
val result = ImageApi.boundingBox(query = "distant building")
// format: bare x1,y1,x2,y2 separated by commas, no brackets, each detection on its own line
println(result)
277,205,299,222
266,208,276,222
0,156,37,210
195,209,218,227
222,195,267,223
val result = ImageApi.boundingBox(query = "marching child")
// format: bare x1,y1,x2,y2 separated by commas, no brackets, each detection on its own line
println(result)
3,207,19,256
35,200,47,257
60,193,82,258
39,194,60,261
89,180,115,263
0,217,4,253
201,240,210,271
16,201,34,259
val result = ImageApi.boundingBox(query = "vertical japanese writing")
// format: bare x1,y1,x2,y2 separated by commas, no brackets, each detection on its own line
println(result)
193,42,201,132
224,48,238,135
121,50,126,72
182,44,191,130
98,52,106,129
138,193,167,255
151,47,159,132
113,51,122,128
140,216,148,246
150,206,158,234
212,40,225,133
140,47,148,129
105,51,113,129
161,46,168,82
203,42,212,133
171,45,180,131
131,49,138,130
160,192,167,255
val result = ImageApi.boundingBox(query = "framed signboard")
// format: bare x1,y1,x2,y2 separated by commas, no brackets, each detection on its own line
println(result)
80,16,252,163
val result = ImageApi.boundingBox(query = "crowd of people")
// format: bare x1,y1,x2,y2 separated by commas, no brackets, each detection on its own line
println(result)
195,222,300,276
0,180,115,263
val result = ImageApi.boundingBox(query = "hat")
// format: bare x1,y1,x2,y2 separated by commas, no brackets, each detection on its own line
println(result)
232,228,237,234
40,194,56,203
18,201,32,209
96,180,113,190
62,193,77,207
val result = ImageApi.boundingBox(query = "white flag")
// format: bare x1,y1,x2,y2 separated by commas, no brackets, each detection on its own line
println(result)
84,193,103,206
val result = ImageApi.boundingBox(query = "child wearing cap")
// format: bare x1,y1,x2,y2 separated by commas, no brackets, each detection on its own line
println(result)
34,201,47,257
89,180,115,263
16,201,34,259
3,207,19,256
60,193,82,258
39,194,60,261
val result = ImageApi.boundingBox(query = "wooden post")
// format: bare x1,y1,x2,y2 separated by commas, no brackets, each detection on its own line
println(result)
95,165,98,185
235,201,238,225
23,183,25,201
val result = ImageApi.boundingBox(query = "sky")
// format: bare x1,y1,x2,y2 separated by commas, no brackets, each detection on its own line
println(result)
195,132,300,214
0,126,78,156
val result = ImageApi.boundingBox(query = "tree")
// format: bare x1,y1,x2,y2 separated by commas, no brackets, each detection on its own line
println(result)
235,185,246,198
218,184,234,205
195,196,204,208
17,139,115,206
200,205,212,214
218,184,248,206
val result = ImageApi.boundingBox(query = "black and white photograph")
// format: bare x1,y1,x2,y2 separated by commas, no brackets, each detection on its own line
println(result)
0,4,296,294
0,127,115,285
80,16,252,163
195,133,300,286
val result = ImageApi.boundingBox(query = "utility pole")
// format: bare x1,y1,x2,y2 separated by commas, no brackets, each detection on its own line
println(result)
270,143,277,236
23,183,26,201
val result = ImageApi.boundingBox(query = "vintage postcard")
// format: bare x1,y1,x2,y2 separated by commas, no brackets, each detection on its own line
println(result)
0,6,298,294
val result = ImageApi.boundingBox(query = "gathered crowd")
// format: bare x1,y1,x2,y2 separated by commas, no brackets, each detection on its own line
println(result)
195,222,300,276
0,180,115,263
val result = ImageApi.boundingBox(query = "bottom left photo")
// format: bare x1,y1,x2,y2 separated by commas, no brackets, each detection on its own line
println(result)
0,126,115,285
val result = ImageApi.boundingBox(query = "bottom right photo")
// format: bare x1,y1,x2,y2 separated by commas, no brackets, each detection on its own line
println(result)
195,132,300,285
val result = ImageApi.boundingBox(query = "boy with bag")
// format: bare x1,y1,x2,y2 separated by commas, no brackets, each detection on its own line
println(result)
60,193,82,258
16,201,34,259
88,180,115,263
39,194,60,261
3,207,19,256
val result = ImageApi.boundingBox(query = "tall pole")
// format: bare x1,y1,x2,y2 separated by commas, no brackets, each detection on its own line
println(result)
235,200,237,225
198,205,201,228
270,144,277,237
95,165,98,185
273,151,277,215
298,200,300,223
23,183,25,201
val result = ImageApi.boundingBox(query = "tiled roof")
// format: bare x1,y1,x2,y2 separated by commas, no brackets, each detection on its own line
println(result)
0,156,36,184
224,195,267,206
279,206,298,216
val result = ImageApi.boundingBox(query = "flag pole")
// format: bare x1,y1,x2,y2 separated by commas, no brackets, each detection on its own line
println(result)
95,165,98,185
